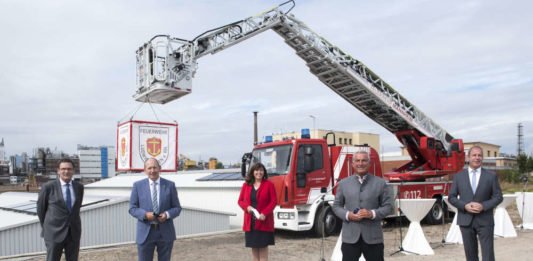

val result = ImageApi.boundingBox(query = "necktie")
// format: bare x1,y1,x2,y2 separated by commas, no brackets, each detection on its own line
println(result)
66,183,72,212
152,182,159,214
471,169,477,193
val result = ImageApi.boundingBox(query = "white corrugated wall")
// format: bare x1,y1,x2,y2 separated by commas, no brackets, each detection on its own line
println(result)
0,199,234,258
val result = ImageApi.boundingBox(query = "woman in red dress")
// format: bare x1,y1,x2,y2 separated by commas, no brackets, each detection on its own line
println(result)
237,163,277,261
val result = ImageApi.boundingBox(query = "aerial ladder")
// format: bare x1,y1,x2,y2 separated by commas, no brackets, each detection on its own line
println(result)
133,1,464,182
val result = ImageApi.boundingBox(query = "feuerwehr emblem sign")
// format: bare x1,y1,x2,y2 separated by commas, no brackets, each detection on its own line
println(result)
139,125,169,165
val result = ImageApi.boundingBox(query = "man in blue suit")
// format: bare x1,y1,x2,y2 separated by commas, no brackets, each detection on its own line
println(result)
129,158,182,261
449,146,502,261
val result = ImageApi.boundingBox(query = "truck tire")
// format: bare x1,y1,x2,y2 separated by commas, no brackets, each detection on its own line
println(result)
314,205,339,237
424,199,446,225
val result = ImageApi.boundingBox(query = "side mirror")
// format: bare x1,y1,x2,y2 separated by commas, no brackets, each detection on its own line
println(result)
325,132,336,147
241,153,252,178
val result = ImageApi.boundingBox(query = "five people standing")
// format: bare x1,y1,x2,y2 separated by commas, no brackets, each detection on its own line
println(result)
238,163,277,261
36,146,505,260
449,145,503,261
37,158,85,261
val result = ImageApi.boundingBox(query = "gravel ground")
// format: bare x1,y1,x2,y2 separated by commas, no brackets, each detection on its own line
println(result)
14,202,532,261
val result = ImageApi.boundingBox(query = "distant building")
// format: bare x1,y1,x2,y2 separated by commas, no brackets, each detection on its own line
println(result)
27,147,80,182
208,157,218,170
77,145,116,181
463,142,517,169
381,141,516,173
464,141,501,157
271,129,380,153
0,138,9,181
43,148,79,176
0,138,5,162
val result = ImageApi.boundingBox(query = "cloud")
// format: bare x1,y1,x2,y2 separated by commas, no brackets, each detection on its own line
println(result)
1,0,532,164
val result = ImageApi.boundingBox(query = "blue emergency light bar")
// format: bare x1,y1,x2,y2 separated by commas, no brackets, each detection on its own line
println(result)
301,128,310,139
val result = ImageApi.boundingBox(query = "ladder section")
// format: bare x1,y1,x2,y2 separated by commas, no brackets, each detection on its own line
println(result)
273,15,454,150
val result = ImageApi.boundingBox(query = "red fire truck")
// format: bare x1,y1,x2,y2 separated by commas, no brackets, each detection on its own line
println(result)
132,1,465,236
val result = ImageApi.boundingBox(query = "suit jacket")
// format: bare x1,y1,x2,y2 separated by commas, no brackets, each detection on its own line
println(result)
332,174,393,244
449,168,503,226
237,180,277,232
129,177,182,244
37,179,84,243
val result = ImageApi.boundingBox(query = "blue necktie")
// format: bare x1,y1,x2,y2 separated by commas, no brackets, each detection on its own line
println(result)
471,169,477,193
66,183,72,212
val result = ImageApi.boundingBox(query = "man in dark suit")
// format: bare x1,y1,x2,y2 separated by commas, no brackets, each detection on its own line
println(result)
129,158,182,261
333,150,393,261
37,158,84,261
449,145,503,261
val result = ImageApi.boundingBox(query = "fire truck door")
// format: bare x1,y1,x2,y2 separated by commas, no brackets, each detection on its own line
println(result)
294,144,328,205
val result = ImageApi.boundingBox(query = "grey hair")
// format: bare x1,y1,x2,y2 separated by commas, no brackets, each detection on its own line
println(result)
352,150,371,163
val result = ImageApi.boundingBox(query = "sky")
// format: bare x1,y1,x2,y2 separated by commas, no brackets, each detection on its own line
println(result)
1,0,532,164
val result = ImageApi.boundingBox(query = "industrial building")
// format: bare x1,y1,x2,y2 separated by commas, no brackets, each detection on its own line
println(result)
77,144,116,181
272,129,380,153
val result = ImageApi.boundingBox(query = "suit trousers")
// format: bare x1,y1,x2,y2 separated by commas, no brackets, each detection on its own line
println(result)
44,228,80,261
137,225,174,261
341,238,384,261
459,217,495,261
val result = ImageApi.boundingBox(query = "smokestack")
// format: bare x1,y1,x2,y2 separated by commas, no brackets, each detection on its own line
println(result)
518,123,524,156
253,111,258,145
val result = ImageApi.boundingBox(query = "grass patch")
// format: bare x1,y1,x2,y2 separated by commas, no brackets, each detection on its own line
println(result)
500,181,533,193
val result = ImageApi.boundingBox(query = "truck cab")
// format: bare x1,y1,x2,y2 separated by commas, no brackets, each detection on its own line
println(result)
250,137,331,209
242,131,382,236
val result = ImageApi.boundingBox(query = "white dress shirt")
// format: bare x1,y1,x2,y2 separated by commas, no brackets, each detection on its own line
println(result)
468,167,481,192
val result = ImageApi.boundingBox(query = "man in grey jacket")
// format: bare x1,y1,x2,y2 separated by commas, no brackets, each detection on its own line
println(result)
333,150,393,261
37,158,84,261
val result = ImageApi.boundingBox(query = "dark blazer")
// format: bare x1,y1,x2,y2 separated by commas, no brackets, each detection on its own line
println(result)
237,180,277,232
448,168,503,226
332,174,393,244
37,179,84,243
129,177,182,244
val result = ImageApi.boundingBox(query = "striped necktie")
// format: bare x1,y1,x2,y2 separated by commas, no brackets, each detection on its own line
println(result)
152,182,159,214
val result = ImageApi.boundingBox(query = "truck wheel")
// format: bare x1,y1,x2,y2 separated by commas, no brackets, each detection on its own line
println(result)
314,206,338,237
424,199,446,225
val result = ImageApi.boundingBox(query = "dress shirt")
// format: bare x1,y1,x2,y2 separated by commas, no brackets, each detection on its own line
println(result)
149,178,170,218
468,167,481,192
59,179,75,209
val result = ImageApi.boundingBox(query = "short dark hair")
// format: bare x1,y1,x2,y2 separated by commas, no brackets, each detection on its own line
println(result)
245,162,268,184
57,158,75,169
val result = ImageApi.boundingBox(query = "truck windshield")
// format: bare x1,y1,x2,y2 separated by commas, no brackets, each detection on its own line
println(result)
252,145,292,176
